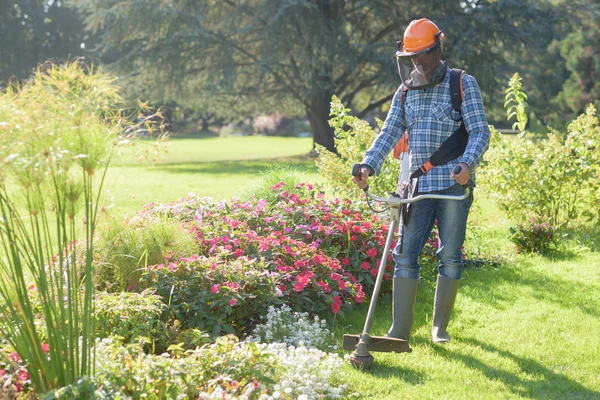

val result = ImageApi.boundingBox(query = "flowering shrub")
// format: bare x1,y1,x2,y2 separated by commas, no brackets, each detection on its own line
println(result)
249,304,334,351
138,182,391,297
509,216,557,254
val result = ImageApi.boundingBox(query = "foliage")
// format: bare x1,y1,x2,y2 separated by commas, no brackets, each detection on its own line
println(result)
0,61,129,393
93,336,276,400
505,73,529,132
71,0,561,152
479,74,600,229
249,304,334,352
94,291,168,353
551,2,600,124
0,1,96,81
509,216,556,255
316,96,400,198
41,376,125,400
242,165,308,205
95,217,197,292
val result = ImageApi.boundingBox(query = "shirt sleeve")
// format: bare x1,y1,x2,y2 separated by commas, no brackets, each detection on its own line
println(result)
361,86,405,175
459,74,490,169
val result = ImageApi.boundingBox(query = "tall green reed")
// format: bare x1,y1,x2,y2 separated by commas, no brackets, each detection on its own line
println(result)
0,61,160,393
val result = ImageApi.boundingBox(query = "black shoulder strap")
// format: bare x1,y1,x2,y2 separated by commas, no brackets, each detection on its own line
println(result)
449,68,465,114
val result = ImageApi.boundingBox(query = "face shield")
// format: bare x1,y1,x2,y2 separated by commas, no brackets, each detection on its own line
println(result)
396,33,445,90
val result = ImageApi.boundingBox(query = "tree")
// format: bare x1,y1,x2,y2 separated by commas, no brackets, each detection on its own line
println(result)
0,1,96,82
71,0,558,153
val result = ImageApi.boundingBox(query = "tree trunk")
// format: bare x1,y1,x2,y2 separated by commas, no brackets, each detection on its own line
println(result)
306,91,336,154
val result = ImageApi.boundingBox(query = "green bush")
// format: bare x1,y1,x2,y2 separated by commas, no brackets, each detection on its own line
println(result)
316,96,400,198
93,335,276,400
94,291,168,353
95,217,197,292
479,74,600,229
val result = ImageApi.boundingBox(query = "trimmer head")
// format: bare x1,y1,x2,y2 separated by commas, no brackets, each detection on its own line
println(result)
343,334,412,353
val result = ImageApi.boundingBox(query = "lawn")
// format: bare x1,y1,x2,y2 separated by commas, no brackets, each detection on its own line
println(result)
103,136,322,216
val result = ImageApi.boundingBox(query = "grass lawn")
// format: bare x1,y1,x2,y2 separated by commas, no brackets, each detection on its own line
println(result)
103,136,322,216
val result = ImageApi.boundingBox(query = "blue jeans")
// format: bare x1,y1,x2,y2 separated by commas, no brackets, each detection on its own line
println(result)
392,183,474,280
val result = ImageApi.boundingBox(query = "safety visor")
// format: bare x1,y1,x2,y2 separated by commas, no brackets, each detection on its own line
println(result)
396,35,443,90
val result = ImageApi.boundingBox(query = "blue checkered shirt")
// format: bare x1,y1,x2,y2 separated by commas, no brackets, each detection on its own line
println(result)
362,69,490,193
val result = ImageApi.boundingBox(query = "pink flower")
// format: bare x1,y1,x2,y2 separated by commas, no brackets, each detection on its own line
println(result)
230,298,237,306
231,220,239,228
331,272,342,281
41,343,50,354
350,235,358,242
317,281,332,293
332,295,342,314
233,248,244,257
341,258,350,266
361,261,371,270
370,267,379,277
294,280,307,292
168,262,178,271
231,380,239,388
211,284,221,294
339,281,347,290
0,370,6,378
8,352,21,363
17,369,29,381
367,248,378,258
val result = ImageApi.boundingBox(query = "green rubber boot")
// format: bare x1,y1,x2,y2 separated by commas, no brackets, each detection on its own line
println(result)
386,277,419,340
431,274,460,343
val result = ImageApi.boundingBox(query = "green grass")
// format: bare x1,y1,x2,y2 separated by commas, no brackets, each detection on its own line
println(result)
335,217,600,399
103,136,321,216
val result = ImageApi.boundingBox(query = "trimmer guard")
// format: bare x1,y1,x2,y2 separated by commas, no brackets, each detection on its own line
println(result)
343,334,412,353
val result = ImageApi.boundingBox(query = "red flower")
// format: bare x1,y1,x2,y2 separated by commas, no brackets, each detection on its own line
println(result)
370,267,379,277
0,370,6,378
230,298,237,306
339,281,347,290
332,295,342,314
330,272,342,281
233,248,244,257
361,261,371,270
350,235,358,242
341,258,350,266
41,343,50,354
367,248,378,258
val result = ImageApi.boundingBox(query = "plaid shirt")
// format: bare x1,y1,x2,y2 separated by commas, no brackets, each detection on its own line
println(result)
362,68,490,193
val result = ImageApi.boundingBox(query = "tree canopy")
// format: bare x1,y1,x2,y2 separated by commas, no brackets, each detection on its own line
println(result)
71,0,566,151
0,1,96,82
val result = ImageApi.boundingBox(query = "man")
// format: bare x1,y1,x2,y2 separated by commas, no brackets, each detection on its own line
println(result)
354,18,490,344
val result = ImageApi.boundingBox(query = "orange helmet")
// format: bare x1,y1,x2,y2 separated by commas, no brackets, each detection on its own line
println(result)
397,18,444,57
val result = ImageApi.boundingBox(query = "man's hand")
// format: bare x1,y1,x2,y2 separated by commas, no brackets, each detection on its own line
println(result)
353,167,371,190
451,162,470,186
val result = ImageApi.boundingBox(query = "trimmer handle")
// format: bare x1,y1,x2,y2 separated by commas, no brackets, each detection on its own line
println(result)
352,163,369,192
453,165,470,190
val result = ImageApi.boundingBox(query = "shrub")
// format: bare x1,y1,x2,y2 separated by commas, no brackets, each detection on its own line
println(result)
94,291,168,352
509,216,557,254
95,217,197,292
94,336,276,400
42,376,125,400
479,75,600,229
316,96,400,198
242,165,308,205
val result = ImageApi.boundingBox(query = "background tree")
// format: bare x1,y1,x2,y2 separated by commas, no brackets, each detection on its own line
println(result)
71,0,561,152
0,1,97,83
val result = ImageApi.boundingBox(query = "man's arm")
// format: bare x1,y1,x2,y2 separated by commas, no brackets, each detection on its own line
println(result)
361,86,406,175
459,75,490,169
